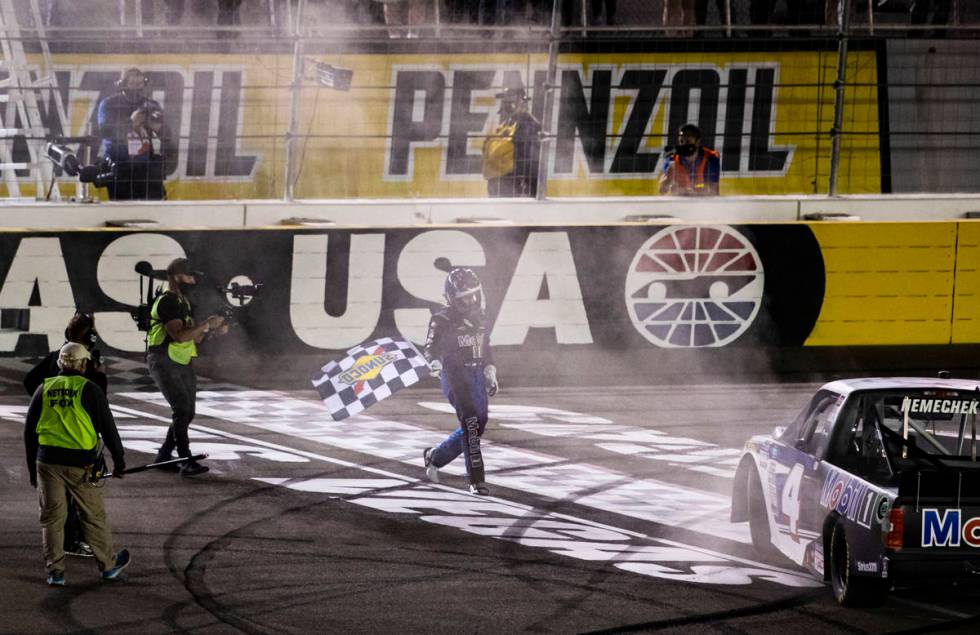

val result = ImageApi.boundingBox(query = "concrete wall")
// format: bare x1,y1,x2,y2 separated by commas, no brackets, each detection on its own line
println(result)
2,194,980,228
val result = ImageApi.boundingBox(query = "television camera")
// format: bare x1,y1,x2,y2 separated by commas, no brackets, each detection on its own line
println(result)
130,262,262,333
217,277,263,326
45,139,116,192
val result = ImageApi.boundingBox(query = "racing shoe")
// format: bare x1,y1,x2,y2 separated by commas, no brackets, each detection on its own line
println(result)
468,482,489,496
101,549,130,580
180,461,210,477
422,447,439,483
46,572,65,587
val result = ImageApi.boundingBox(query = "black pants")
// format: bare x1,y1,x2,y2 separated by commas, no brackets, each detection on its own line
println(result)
148,352,198,459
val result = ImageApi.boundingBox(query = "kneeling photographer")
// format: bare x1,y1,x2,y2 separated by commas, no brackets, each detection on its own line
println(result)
148,258,228,478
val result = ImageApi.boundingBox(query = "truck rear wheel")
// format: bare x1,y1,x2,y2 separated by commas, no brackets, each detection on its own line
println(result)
829,522,889,607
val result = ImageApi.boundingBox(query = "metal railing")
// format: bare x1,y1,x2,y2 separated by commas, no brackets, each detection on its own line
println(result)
1,0,978,200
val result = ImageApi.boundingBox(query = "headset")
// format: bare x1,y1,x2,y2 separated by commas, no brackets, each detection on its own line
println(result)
115,68,149,89
65,312,98,348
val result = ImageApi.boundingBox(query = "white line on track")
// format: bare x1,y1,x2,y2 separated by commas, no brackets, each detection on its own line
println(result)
112,398,817,588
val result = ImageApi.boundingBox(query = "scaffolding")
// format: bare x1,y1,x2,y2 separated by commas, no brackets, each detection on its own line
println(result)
0,0,67,200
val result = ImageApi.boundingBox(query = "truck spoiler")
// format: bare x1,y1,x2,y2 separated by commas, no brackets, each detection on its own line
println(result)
897,468,980,506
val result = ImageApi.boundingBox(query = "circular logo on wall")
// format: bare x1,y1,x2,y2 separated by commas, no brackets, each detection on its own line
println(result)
625,225,764,348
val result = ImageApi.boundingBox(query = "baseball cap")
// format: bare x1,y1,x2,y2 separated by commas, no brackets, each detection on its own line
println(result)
495,86,527,101
166,258,204,278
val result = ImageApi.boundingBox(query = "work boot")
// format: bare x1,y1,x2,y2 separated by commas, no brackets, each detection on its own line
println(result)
180,461,210,477
423,447,439,483
155,452,179,472
65,542,94,558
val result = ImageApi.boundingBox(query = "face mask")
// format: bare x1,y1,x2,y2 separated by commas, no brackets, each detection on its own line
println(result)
678,143,697,157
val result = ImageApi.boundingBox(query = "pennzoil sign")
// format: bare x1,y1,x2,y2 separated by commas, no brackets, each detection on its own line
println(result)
3,48,881,199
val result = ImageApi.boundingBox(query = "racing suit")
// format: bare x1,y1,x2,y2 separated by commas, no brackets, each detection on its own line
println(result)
423,305,493,486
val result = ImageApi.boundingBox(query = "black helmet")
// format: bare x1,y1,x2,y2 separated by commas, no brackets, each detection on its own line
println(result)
444,268,483,317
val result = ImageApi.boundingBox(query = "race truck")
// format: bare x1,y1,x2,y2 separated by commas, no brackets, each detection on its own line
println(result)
731,377,980,606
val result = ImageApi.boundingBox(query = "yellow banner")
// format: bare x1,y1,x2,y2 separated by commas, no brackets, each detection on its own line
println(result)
8,50,880,199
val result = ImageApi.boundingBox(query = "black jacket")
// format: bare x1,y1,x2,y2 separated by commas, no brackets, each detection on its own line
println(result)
24,349,107,396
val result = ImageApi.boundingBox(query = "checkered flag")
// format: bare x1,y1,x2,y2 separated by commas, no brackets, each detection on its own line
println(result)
311,336,429,421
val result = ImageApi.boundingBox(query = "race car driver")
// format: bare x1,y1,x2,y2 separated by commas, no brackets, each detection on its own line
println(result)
421,268,499,496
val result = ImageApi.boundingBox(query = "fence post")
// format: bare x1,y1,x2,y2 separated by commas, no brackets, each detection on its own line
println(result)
536,0,561,201
828,0,849,197
284,0,306,201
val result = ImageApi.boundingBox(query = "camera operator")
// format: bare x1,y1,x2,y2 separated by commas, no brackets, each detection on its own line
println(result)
96,68,175,200
148,258,228,477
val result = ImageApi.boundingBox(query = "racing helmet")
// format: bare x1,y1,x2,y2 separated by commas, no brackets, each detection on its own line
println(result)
444,268,484,316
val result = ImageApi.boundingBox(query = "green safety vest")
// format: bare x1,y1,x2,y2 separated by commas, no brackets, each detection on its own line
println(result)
148,291,197,365
36,374,97,450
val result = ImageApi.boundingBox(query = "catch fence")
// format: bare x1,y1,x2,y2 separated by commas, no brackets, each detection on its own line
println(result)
0,0,978,200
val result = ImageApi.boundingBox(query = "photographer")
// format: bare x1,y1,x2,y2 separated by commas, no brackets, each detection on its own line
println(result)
96,68,175,200
148,258,228,477
659,123,720,197
25,312,107,396
482,86,541,198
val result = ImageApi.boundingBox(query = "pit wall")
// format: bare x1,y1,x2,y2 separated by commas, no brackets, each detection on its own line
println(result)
4,194,980,229
2,219,978,385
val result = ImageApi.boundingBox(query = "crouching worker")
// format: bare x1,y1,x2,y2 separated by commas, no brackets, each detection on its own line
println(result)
24,342,130,586
422,268,499,496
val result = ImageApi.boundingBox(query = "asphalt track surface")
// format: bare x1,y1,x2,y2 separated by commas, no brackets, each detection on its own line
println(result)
2,359,979,634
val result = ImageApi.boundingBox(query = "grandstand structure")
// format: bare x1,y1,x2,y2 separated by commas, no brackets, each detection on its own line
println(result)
0,0,975,220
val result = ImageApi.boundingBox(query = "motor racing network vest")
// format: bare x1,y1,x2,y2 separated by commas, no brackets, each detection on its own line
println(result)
668,147,720,194
36,375,97,450
148,291,197,365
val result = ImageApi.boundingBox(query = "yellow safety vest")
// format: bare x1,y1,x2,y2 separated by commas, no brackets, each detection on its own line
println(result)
482,121,518,179
148,291,197,365
36,375,97,450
